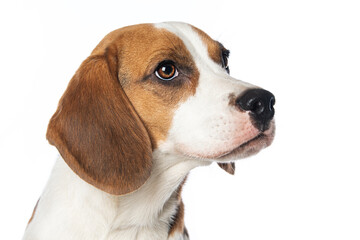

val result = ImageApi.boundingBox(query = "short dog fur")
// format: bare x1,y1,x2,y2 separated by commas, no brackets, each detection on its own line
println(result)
23,22,275,240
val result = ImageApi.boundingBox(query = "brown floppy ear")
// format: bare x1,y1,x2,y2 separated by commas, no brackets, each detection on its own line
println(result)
46,45,152,195
217,162,235,175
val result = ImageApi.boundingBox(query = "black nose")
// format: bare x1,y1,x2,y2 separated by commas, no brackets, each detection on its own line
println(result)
236,89,275,131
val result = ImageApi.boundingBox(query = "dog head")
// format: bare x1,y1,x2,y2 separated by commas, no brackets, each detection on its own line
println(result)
46,22,275,195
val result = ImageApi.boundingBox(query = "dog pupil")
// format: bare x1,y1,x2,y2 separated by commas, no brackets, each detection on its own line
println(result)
162,65,173,76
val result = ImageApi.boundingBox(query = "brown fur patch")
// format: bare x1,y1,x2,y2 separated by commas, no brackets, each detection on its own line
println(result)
92,24,199,147
46,44,152,195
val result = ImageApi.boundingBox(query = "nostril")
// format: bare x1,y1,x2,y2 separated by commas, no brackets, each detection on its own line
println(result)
269,96,275,111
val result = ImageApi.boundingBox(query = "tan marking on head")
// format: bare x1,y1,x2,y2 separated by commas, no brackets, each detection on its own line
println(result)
191,26,224,65
93,24,199,147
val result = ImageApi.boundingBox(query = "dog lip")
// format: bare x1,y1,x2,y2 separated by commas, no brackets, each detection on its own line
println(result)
216,133,266,159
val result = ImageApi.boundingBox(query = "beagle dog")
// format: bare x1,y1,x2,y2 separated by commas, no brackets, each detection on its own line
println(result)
23,22,275,240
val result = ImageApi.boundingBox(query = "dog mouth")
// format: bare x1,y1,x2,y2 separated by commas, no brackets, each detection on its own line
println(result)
173,121,275,161
215,128,275,161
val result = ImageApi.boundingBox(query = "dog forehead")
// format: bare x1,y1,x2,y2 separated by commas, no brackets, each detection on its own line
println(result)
91,23,200,81
91,23,188,56
154,22,222,66
91,22,222,66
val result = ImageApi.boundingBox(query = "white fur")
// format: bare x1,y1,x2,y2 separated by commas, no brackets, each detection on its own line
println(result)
24,153,208,240
24,22,274,240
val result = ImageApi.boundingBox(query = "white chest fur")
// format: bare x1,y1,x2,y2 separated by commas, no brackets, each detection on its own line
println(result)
23,153,208,240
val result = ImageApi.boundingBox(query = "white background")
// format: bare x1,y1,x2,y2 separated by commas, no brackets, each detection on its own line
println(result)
1,0,359,239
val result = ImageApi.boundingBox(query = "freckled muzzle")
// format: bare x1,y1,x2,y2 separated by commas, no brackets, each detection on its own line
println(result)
235,89,275,132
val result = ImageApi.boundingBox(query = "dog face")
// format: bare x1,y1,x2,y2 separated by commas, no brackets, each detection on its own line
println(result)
153,23,275,161
46,22,275,195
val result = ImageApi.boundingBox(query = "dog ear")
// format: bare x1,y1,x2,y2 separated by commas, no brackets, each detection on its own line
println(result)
46,45,152,195
217,162,235,175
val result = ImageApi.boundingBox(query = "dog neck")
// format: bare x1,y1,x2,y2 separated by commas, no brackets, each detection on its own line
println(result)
25,151,209,239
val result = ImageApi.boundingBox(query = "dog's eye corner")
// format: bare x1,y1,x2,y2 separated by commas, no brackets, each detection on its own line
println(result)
155,61,179,81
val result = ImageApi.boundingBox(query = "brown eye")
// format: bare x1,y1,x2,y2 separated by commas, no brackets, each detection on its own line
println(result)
155,61,179,81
